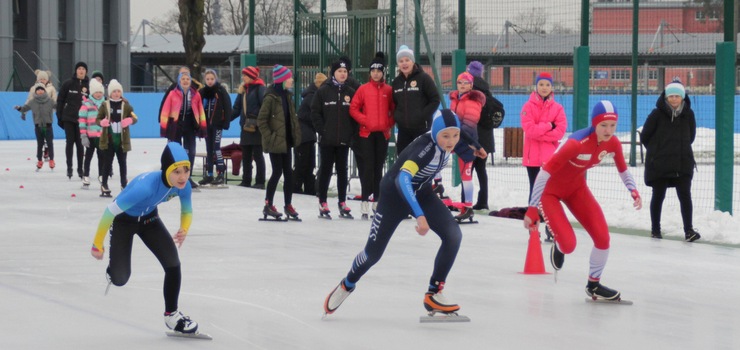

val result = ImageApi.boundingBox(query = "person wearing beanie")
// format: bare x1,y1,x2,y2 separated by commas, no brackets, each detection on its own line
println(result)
197,69,233,186
91,70,105,84
90,142,201,336
78,78,107,186
15,83,56,170
520,71,567,240
335,56,361,90
231,66,267,188
57,61,90,180
391,44,440,154
97,78,137,196
466,61,485,79
257,65,302,220
27,69,57,104
640,79,699,242
349,51,395,218
160,69,207,189
524,100,642,303
323,108,486,318
311,59,357,217
292,73,327,195
447,71,486,221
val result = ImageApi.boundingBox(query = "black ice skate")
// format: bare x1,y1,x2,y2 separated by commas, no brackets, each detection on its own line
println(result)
198,175,214,186
685,229,701,242
550,243,564,271
323,279,355,316
651,230,663,239
260,202,285,221
211,173,225,186
318,202,332,219
432,183,449,200
284,205,301,221
454,206,478,224
100,184,112,197
338,202,353,219
586,281,621,301
67,167,73,179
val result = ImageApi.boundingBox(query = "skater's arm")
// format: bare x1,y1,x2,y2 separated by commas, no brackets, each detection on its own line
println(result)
396,169,424,218
459,128,486,158
175,191,193,248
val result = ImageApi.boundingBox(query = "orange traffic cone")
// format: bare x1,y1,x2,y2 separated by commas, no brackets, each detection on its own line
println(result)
521,229,548,274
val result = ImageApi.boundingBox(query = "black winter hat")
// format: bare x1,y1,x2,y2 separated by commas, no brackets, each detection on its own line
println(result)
91,70,104,82
369,52,386,73
74,61,88,73
330,57,351,78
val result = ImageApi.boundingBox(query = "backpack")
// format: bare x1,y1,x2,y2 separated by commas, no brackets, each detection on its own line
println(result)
478,93,505,130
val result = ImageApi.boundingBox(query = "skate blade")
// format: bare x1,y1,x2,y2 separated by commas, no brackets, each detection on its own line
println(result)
200,185,229,189
455,219,478,224
420,313,470,323
165,331,212,340
339,214,354,220
585,297,633,305
258,217,287,222
287,217,302,222
318,215,332,220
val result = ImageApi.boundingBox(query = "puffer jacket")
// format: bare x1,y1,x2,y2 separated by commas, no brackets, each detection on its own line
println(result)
349,80,395,139
520,91,567,166
257,87,301,154
159,87,207,138
310,82,356,146
640,92,696,186
391,64,440,130
79,95,104,139
450,89,485,140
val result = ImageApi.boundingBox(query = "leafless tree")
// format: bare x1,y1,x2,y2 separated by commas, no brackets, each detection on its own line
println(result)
178,0,206,82
514,7,548,35
444,14,480,35
204,0,226,34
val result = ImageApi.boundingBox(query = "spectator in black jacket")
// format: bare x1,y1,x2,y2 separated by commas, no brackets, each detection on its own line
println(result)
640,79,700,242
294,73,327,195
198,69,233,186
311,58,357,217
231,66,267,188
57,61,90,179
467,61,493,210
391,45,440,154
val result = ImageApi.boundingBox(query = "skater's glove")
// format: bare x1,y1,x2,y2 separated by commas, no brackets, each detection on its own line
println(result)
524,206,540,229
99,119,110,127
14,105,21,111
91,245,104,260
630,189,642,210
20,113,26,121
81,135,90,148
121,117,133,128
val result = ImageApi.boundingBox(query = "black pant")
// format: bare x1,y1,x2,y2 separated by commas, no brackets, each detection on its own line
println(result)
317,144,350,204
205,127,225,174
293,141,316,195
101,145,127,188
346,180,462,288
266,152,294,206
472,155,489,207
650,176,694,232
107,210,181,313
83,138,103,177
526,166,541,202
357,132,388,201
396,127,428,155
35,124,54,161
63,121,83,172
240,144,266,185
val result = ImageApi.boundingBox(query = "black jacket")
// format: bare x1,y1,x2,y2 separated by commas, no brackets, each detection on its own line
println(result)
472,76,494,153
297,84,319,144
57,75,90,124
391,64,440,130
232,82,267,146
310,82,356,146
199,83,233,130
640,92,696,186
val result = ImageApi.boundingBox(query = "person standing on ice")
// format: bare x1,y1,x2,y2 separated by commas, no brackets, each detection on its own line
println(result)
90,142,199,335
523,101,642,301
324,109,487,316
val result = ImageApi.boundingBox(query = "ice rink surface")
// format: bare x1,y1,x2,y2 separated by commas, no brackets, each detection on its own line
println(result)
1,139,738,350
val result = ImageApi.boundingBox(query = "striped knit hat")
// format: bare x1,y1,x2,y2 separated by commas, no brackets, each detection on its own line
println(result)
590,100,618,127
665,79,685,99
273,65,292,84
242,66,259,80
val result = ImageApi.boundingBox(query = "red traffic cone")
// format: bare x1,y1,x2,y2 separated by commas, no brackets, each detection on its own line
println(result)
521,229,548,274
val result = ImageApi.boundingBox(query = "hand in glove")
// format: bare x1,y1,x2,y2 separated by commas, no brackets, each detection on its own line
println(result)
99,119,110,127
631,189,642,210
81,134,90,148
120,117,133,128
523,206,540,230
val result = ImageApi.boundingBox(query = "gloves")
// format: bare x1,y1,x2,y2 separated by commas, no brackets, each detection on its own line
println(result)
121,117,133,128
14,105,21,111
100,119,110,127
630,189,640,201
631,189,643,210
81,134,90,148
525,206,540,227
20,113,26,121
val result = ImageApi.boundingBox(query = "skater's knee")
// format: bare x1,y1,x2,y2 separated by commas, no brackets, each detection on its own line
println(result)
108,270,130,286
558,240,576,254
593,236,610,250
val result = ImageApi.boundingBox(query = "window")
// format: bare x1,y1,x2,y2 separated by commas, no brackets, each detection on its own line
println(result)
58,0,68,41
103,0,111,42
611,70,630,80
13,0,28,39
696,9,721,21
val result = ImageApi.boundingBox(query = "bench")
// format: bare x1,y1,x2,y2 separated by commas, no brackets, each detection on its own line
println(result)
503,127,524,160
194,152,234,183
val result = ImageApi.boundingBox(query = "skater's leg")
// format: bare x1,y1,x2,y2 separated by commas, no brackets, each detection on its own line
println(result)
675,176,694,231
282,153,293,205
317,145,336,204
540,192,576,253
137,211,181,313
214,129,225,174
649,181,668,233
35,125,44,161
241,144,253,185
117,148,128,187
526,166,541,202
458,158,474,205
473,155,488,208
266,153,284,204
565,187,610,250
182,130,197,179
335,146,350,203
107,215,137,286
45,125,54,160
357,136,374,201
204,127,215,176
101,147,113,188
304,142,317,195
64,121,76,171
74,124,84,175
252,146,266,186
83,143,95,177
372,133,388,202
418,188,462,286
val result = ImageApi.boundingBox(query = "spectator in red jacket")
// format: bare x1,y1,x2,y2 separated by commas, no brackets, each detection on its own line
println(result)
349,52,395,219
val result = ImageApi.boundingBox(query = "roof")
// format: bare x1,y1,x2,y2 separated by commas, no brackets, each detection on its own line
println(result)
129,34,294,54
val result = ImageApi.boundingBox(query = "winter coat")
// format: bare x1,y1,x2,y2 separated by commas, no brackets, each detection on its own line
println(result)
199,83,233,130
520,91,567,167
57,74,90,124
19,92,55,125
472,76,494,153
640,92,696,186
450,89,485,140
297,83,318,144
391,64,440,130
159,87,207,139
79,95,104,139
257,87,301,154
349,80,395,140
27,82,57,105
232,81,267,146
310,82,356,146
97,100,137,152
157,79,204,122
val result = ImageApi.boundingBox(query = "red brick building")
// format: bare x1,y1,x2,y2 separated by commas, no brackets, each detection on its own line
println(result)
593,0,723,34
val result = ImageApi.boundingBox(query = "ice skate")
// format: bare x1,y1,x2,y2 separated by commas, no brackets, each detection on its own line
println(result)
361,201,370,220
585,280,630,304
454,206,477,224
164,310,209,339
82,176,91,189
651,230,663,239
323,279,355,316
432,183,449,200
100,184,112,198
338,202,353,219
49,159,55,169
685,229,701,242
67,167,73,179
284,204,301,221
77,168,83,179
550,243,564,271
260,201,285,221
318,202,332,219
36,160,43,171
421,291,470,323
198,175,213,186
211,173,225,186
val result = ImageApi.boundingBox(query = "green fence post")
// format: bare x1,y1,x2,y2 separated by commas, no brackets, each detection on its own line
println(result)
715,41,735,214
240,54,257,69
573,46,590,130
628,0,639,167
451,49,467,187
387,0,398,169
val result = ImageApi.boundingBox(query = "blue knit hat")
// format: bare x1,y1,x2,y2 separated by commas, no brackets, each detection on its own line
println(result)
396,45,415,62
431,109,461,144
665,79,685,99
590,100,618,127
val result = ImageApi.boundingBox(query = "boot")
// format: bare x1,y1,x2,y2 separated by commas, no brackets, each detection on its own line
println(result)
684,228,701,242
361,201,370,220
651,230,663,239
262,201,283,219
49,160,55,169
284,204,299,219
318,202,331,218
586,280,621,301
550,243,564,270
324,279,355,315
423,291,460,314
36,160,43,169
211,173,225,186
338,202,352,218
82,176,91,186
164,310,198,334
198,175,214,186
455,206,474,221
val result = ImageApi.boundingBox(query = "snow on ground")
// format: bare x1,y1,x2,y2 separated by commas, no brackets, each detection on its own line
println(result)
1,138,739,349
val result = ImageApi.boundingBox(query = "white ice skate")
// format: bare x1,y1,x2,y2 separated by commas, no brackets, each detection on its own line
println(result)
164,310,211,339
323,280,354,316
